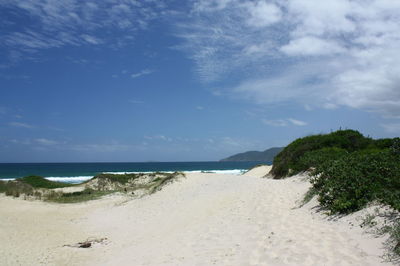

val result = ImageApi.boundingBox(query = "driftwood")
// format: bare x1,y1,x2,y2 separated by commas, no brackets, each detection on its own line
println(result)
63,237,108,248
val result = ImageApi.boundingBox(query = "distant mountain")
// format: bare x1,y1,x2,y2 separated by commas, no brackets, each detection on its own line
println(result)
220,147,284,162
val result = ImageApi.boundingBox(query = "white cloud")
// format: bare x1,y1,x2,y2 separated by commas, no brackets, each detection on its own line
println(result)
263,118,307,127
262,119,288,127
131,69,154,79
177,0,400,118
9,139,31,145
281,36,345,56
322,103,338,110
9,122,34,129
81,34,102,45
288,118,307,126
68,143,133,153
243,1,282,28
35,138,59,145
0,0,168,62
381,123,400,134
144,135,172,142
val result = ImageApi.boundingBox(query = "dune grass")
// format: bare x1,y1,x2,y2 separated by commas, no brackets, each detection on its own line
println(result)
0,172,183,203
86,173,145,185
0,180,34,198
19,175,73,189
46,189,112,203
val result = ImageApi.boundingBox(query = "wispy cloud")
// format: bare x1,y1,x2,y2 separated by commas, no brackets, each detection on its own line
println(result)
131,69,154,79
288,118,307,126
0,1,168,64
67,143,133,153
381,123,400,134
262,119,288,127
263,118,307,127
176,0,400,118
9,122,35,129
144,135,173,142
35,138,59,145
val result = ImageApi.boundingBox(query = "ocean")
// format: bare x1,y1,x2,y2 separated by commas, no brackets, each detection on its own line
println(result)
0,161,270,183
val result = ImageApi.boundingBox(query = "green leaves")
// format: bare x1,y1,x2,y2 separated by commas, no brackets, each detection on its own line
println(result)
311,150,400,214
271,129,373,178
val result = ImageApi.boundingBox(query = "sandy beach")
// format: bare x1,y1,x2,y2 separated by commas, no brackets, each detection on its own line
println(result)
0,167,391,266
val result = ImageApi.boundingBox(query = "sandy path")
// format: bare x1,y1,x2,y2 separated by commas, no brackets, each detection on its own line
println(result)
0,194,126,265
0,170,391,265
81,173,390,266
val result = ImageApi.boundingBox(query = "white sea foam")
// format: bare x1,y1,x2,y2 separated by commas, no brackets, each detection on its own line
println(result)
1,176,93,184
103,169,246,175
0,169,247,184
46,176,93,183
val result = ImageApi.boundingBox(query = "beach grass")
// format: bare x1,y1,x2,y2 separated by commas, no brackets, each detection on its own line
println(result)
0,180,34,198
84,173,144,185
19,175,74,189
46,188,112,203
0,172,183,203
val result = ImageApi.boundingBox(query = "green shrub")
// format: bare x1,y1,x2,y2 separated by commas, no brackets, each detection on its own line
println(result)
310,150,400,214
46,188,111,203
2,181,34,198
0,180,7,193
90,173,143,184
296,147,348,174
271,129,372,178
19,176,73,189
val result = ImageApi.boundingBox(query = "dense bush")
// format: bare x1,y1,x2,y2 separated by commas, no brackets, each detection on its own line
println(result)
296,147,348,174
273,132,400,257
271,130,372,177
270,130,400,214
310,150,400,214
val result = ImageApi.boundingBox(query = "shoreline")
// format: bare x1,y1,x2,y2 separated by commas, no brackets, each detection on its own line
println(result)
0,166,392,265
0,168,254,184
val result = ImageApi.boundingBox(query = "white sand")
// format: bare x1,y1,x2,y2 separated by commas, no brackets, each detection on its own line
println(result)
0,168,392,266
242,165,272,177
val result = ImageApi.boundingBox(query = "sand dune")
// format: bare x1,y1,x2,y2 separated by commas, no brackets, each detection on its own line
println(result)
0,168,392,265
242,164,272,177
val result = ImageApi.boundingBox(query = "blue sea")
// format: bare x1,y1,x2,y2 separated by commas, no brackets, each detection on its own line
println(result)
0,161,270,184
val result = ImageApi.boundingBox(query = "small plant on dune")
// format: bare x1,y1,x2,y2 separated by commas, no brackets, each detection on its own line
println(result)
2,181,34,198
360,214,378,228
382,220,400,262
299,187,318,207
19,175,73,189
46,188,111,203
89,173,144,185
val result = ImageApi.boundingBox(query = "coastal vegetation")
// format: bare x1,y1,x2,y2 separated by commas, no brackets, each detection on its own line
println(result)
0,172,184,203
271,129,400,257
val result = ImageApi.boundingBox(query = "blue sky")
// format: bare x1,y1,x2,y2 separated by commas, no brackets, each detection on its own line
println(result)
1,0,399,162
